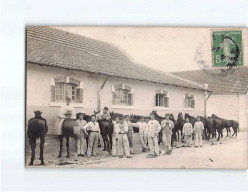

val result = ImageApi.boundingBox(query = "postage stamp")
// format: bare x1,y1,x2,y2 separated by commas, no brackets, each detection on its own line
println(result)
211,29,243,67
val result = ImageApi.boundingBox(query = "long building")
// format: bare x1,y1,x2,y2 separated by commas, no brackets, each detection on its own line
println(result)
26,27,209,133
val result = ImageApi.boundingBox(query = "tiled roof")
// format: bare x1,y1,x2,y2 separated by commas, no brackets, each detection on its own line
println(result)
172,67,248,95
26,26,207,91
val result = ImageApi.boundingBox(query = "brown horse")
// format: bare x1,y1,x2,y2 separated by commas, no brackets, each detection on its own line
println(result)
27,111,48,165
177,112,185,142
57,113,91,158
211,114,232,137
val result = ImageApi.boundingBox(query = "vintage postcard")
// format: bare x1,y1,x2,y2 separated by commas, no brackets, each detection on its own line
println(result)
25,26,248,169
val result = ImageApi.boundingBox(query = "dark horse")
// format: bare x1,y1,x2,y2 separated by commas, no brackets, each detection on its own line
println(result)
177,112,185,142
169,114,179,147
211,114,239,138
211,114,232,137
57,113,91,158
27,111,48,165
211,116,223,141
198,116,214,141
98,119,113,152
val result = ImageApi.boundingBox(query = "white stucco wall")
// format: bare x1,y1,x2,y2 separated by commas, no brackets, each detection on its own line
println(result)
26,63,205,132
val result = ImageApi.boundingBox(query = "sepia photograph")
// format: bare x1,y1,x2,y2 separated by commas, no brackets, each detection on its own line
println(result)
25,26,248,169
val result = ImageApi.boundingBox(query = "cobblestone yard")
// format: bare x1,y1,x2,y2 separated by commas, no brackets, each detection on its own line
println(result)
25,131,248,168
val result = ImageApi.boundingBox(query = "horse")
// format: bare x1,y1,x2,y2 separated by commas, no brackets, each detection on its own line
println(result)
199,116,214,141
177,112,185,142
57,113,91,158
230,120,239,138
27,111,48,165
211,114,232,137
211,117,223,141
169,114,179,146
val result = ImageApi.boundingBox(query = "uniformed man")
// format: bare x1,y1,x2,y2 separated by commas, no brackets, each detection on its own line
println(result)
75,112,87,157
182,117,193,147
112,116,120,157
57,98,76,136
194,116,204,147
161,114,174,155
147,113,161,158
116,117,133,158
132,116,148,152
83,115,100,157
125,115,134,154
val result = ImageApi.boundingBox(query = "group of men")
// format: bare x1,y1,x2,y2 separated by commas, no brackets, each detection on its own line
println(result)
57,98,205,159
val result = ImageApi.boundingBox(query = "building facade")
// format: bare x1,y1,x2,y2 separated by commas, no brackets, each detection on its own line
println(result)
26,27,207,134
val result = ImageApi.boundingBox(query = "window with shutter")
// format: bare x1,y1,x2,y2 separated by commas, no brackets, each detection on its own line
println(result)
184,93,195,109
112,84,133,106
51,76,83,103
154,90,169,107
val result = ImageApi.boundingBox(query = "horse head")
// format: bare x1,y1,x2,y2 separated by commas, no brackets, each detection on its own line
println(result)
34,110,42,118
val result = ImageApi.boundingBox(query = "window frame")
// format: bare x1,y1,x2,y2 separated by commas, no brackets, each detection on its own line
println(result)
112,84,134,109
184,93,195,110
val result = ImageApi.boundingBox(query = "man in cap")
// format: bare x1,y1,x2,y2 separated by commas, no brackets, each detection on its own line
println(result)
147,113,161,158
75,112,87,157
57,98,76,136
132,116,148,152
161,114,174,155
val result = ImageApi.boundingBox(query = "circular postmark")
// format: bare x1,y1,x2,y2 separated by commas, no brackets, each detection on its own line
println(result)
195,28,245,77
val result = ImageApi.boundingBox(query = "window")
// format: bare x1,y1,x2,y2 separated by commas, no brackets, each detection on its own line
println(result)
184,93,195,109
55,83,77,102
112,84,133,106
155,90,169,107
51,76,83,103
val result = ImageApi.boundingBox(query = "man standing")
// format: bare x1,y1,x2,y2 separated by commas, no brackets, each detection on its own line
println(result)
132,116,148,152
116,117,133,158
75,113,87,157
182,117,193,147
125,115,134,154
112,116,120,157
97,107,111,120
194,116,204,147
83,115,100,157
147,113,161,158
161,114,174,155
57,98,76,136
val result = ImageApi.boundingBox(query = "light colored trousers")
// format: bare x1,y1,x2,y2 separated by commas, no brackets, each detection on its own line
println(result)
112,135,118,155
184,135,192,146
148,136,159,156
87,132,99,156
117,134,130,156
76,137,87,155
162,133,172,151
195,131,202,146
140,133,148,149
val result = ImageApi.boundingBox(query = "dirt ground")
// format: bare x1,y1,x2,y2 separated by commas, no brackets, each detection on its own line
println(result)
25,131,248,169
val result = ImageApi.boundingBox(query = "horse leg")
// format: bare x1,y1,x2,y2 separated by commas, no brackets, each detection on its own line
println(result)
29,138,36,166
57,135,63,158
217,129,220,141
66,136,70,157
98,137,101,148
40,137,45,165
226,128,229,137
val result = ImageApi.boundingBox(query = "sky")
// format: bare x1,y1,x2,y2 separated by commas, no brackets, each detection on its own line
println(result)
53,27,233,72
